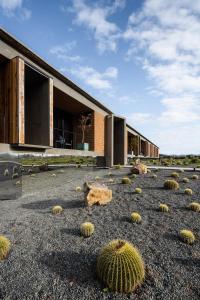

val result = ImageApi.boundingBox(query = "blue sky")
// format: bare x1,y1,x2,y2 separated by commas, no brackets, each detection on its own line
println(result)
0,0,200,154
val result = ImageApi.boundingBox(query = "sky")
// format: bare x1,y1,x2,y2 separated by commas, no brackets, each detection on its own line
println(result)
0,0,200,154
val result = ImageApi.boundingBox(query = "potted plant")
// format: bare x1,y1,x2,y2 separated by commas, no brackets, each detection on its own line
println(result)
77,113,92,151
129,136,138,156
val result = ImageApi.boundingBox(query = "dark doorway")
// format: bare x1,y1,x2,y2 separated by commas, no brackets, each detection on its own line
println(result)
113,117,126,165
25,65,50,146
0,55,9,143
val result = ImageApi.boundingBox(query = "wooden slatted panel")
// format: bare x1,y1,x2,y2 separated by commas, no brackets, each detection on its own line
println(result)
49,78,54,147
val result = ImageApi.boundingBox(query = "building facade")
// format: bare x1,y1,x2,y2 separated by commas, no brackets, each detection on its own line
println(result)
0,29,159,166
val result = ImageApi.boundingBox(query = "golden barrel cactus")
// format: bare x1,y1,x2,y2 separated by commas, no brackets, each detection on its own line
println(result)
188,202,200,212
121,177,131,184
180,230,195,244
0,235,11,261
52,205,63,215
131,212,142,223
159,204,169,212
163,180,179,190
97,239,145,293
80,222,94,237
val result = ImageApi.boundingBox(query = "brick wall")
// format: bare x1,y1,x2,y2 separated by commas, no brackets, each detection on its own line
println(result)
73,111,105,155
93,111,105,156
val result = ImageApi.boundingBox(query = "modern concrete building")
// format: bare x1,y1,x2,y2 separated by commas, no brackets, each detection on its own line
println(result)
0,28,159,166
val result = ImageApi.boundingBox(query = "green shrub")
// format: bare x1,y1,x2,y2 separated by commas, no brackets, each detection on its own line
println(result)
115,164,121,170
159,204,169,212
131,212,142,223
184,188,193,195
80,222,94,237
0,235,10,261
183,177,189,183
188,202,200,212
179,230,195,244
164,180,179,190
134,188,142,194
52,205,63,215
121,177,131,184
171,172,179,178
97,239,145,293
192,175,199,180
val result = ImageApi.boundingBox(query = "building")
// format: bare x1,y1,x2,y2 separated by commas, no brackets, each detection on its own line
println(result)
0,28,159,166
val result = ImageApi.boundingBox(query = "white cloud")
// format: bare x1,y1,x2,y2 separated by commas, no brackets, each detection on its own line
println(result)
50,42,81,62
62,0,124,53
127,112,153,125
69,65,118,90
123,0,200,154
0,0,31,19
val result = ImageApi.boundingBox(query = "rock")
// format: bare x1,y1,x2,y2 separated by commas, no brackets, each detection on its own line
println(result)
84,182,112,206
131,163,148,174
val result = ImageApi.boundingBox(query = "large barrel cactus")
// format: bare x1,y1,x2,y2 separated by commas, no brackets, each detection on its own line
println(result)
97,239,145,293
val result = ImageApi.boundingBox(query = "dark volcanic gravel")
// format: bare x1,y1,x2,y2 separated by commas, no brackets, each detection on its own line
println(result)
0,167,200,300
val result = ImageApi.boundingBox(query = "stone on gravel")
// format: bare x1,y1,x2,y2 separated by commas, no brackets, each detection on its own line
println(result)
84,182,112,206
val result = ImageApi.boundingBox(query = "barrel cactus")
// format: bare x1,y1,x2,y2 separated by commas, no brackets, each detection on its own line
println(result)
184,188,193,195
115,164,121,170
171,172,179,178
130,174,137,179
121,177,131,184
152,174,157,179
188,202,200,212
164,180,179,190
179,230,195,244
159,204,169,212
52,205,63,215
183,177,189,183
0,235,11,261
76,186,82,192
80,222,94,237
97,239,145,293
134,188,142,194
131,212,142,223
192,175,199,180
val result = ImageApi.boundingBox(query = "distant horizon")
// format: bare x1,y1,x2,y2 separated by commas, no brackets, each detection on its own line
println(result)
0,0,200,154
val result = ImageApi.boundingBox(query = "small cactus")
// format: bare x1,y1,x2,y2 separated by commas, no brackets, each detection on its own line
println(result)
159,204,169,212
192,175,199,180
97,239,145,293
171,172,179,178
95,176,100,181
75,186,82,192
134,188,142,194
121,177,131,184
147,169,151,173
0,235,11,261
131,212,142,223
178,169,184,173
183,177,189,183
179,229,195,244
4,169,9,177
108,178,114,183
52,205,63,215
108,172,112,177
80,222,94,237
184,188,193,195
164,180,179,190
188,202,200,212
152,174,157,179
130,174,137,179
51,173,56,177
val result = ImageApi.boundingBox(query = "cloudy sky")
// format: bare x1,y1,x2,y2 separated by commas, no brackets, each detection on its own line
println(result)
0,0,200,154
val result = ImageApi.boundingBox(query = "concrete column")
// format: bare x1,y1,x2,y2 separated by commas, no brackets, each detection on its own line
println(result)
49,78,53,147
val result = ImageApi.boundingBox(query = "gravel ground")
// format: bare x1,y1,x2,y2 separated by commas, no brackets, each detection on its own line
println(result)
0,167,200,300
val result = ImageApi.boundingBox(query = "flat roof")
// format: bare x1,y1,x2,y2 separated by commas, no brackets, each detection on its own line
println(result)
0,27,158,149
